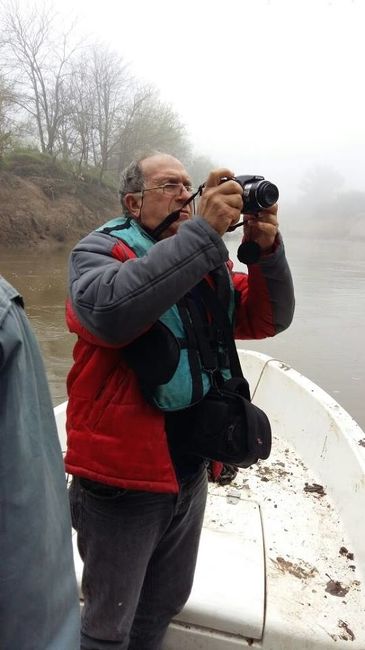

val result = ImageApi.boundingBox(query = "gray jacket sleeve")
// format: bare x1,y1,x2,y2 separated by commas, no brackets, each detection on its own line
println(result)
69,217,229,345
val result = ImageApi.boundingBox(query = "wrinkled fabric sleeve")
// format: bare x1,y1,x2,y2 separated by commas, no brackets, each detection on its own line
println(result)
232,235,295,339
69,217,229,345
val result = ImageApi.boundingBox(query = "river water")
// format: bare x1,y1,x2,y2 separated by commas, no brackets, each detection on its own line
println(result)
1,234,365,430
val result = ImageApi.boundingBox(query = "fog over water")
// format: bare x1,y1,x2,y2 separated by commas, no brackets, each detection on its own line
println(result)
2,232,364,431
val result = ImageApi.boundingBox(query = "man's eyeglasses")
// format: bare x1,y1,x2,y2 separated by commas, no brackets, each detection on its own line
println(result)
142,182,195,197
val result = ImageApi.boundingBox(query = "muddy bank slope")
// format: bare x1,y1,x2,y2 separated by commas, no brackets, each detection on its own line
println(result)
0,162,120,249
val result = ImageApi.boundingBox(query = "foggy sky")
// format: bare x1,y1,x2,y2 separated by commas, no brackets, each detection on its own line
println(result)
22,0,365,198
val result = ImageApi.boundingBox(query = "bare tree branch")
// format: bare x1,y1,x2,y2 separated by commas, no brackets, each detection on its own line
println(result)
0,1,79,155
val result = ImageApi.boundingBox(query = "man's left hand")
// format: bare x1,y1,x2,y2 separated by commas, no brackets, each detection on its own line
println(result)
243,204,279,254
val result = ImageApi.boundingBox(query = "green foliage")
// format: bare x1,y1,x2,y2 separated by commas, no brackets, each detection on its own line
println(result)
3,149,72,178
1,149,118,193
79,166,118,192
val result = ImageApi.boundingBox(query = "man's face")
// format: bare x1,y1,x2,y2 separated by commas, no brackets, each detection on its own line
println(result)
135,154,194,239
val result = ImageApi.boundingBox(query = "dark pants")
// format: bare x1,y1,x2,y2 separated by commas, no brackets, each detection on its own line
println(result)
69,467,208,650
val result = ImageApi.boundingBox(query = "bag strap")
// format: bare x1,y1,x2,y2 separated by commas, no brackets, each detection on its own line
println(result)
196,279,243,380
183,293,217,373
176,296,206,404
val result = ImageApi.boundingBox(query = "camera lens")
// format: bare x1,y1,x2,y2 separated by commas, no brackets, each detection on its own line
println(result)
256,181,279,208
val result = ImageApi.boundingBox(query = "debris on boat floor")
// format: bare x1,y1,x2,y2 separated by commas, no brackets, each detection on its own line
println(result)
325,575,349,597
254,462,290,482
359,438,365,448
304,482,326,497
330,619,355,642
206,431,365,643
272,556,318,580
339,546,354,561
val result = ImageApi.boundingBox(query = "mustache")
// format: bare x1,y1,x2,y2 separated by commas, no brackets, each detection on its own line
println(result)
149,191,197,239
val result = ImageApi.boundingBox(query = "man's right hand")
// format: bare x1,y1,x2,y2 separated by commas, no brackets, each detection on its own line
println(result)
197,168,243,236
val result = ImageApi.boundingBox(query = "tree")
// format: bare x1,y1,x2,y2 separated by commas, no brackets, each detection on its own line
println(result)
88,47,131,181
58,57,98,170
112,87,191,178
0,74,15,158
0,2,78,156
0,5,197,182
64,46,134,181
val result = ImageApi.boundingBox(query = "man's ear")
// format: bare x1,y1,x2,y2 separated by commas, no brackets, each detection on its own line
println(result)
124,192,142,218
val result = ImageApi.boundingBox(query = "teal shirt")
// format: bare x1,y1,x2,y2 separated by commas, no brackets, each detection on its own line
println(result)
0,277,79,649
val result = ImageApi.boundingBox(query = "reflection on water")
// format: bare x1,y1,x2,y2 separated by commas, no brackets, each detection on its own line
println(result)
1,235,365,430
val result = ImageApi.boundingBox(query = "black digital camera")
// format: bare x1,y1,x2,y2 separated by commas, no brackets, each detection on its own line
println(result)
220,175,279,264
233,175,279,214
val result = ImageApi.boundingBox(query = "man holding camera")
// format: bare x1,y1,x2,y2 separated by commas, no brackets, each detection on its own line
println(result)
65,152,295,650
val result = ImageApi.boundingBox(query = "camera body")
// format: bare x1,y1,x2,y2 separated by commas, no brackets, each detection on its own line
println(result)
222,175,279,264
231,175,279,214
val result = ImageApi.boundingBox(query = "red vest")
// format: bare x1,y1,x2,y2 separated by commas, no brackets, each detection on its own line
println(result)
64,238,180,493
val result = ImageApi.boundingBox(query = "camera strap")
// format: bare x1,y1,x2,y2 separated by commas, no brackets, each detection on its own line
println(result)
147,185,204,240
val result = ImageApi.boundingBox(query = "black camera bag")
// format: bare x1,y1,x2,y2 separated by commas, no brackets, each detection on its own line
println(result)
166,375,271,468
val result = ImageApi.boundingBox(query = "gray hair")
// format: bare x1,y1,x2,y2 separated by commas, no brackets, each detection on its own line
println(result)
119,160,144,213
119,150,164,214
